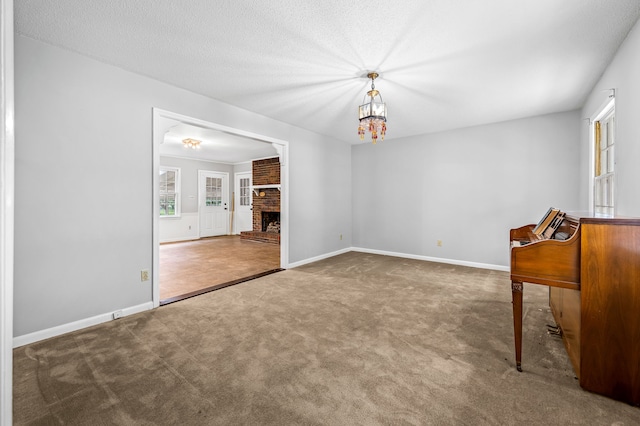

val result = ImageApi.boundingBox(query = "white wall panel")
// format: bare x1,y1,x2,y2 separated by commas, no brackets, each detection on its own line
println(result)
352,111,581,267
580,20,640,217
14,36,352,338
159,213,199,243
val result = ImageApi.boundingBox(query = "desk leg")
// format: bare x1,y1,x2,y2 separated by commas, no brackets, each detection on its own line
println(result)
511,281,523,372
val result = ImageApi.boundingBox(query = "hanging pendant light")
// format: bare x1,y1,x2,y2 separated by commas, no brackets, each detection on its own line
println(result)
358,72,387,144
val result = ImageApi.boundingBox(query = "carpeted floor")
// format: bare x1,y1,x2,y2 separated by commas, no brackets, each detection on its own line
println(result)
13,252,640,424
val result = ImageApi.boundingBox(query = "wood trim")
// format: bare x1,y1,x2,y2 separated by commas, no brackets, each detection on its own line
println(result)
159,268,284,306
510,276,580,291
579,217,640,226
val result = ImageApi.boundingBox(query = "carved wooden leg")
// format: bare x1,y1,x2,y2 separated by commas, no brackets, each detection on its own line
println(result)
511,281,523,372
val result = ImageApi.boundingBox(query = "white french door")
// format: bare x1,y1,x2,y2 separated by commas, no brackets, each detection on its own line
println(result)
234,172,253,234
198,171,229,238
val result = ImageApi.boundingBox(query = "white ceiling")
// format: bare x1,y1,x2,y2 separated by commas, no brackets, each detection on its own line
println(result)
160,122,278,164
15,0,640,148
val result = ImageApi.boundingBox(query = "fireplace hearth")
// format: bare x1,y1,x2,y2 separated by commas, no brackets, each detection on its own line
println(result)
239,157,281,245
262,212,281,233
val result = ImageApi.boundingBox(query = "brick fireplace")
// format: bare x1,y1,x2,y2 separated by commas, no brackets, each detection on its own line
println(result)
240,157,280,244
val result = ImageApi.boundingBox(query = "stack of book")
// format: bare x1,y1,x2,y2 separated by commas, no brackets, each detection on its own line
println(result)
532,207,566,239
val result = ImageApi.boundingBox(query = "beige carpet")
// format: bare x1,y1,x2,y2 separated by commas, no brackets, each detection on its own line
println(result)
13,252,640,424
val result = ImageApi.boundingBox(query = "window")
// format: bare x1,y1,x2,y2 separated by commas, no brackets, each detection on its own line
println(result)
239,177,250,206
205,176,222,206
159,167,180,217
594,105,615,216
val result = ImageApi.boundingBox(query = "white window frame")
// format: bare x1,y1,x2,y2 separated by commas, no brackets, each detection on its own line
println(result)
590,97,615,217
159,166,181,218
239,176,251,207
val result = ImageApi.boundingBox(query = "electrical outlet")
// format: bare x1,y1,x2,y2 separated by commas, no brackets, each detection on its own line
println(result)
112,310,123,320
437,240,442,247
140,269,150,281
340,234,343,240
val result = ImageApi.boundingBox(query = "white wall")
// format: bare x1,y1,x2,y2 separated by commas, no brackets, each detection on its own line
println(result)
14,36,352,339
289,130,353,262
352,110,581,268
158,157,260,242
234,161,252,174
580,19,640,217
159,156,231,242
160,156,234,214
20,17,640,340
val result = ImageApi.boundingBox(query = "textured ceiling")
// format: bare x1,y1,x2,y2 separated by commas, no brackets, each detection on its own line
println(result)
160,123,278,163
15,0,640,145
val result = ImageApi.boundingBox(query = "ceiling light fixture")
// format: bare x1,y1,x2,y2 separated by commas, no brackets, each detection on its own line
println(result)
182,138,201,149
358,72,387,144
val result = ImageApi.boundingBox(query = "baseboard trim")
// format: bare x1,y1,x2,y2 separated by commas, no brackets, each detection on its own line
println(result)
351,247,509,272
13,301,154,348
12,249,506,347
288,247,509,271
288,247,352,269
160,236,198,244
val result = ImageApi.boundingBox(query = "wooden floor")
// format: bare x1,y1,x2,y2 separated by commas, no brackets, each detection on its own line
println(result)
159,235,280,303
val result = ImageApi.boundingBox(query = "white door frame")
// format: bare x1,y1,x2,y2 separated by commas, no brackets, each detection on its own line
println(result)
233,171,252,235
1,0,14,423
152,108,289,309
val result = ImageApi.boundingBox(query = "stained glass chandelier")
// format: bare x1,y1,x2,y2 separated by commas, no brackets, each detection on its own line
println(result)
358,72,387,144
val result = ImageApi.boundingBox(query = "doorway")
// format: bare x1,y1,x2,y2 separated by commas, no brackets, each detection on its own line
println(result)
198,170,229,238
152,108,289,308
234,171,252,234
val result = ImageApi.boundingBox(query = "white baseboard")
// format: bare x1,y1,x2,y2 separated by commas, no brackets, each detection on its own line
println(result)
287,247,351,269
13,301,154,348
288,247,509,272
160,236,198,244
351,247,509,272
13,250,506,347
